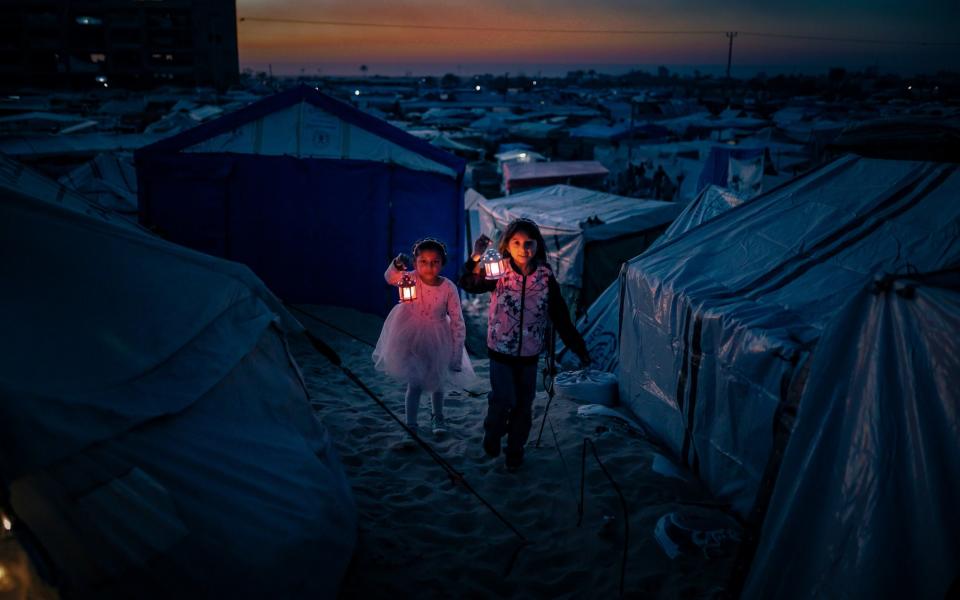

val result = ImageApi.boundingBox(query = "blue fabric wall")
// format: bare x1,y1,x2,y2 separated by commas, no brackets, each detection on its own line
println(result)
696,146,765,194
139,154,462,316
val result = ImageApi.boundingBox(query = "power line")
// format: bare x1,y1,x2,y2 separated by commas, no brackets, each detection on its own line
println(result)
739,30,960,46
238,17,721,36
238,17,960,47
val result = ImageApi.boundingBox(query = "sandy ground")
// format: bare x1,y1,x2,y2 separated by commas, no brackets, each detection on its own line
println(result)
290,303,743,599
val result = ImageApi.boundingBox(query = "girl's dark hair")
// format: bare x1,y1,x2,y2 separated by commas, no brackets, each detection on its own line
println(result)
412,237,448,265
498,218,548,265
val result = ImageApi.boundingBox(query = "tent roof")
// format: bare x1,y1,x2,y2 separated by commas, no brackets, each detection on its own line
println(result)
827,118,960,163
504,160,609,182
136,85,465,178
480,184,680,242
0,187,300,477
0,152,141,230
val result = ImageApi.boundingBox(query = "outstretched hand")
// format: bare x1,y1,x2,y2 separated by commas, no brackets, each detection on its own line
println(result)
472,235,492,258
393,253,411,270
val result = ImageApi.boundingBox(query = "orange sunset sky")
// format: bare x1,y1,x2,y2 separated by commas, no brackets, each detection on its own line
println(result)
236,0,960,76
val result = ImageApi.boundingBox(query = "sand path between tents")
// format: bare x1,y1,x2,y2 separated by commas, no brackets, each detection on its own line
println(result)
290,304,740,599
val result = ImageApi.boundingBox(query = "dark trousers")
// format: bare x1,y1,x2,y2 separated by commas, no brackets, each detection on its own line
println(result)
484,358,539,460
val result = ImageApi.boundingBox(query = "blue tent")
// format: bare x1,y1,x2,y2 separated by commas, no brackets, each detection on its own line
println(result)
617,154,960,596
0,178,357,598
136,85,466,316
695,145,767,196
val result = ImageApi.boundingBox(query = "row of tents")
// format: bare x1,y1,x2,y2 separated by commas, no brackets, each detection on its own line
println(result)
3,82,956,598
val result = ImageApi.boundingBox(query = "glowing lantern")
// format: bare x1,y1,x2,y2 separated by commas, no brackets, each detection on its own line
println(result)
482,247,510,280
397,272,417,303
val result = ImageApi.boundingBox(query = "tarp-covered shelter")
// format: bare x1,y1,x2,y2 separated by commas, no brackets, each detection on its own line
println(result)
743,268,960,598
0,151,141,232
502,160,609,195
477,184,680,310
695,145,772,197
0,185,357,598
58,151,139,217
617,154,960,595
556,184,749,370
136,85,466,316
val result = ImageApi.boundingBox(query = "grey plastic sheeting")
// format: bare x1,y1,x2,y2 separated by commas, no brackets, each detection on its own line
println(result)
0,190,356,598
556,184,750,372
652,184,747,251
744,271,960,599
618,155,960,515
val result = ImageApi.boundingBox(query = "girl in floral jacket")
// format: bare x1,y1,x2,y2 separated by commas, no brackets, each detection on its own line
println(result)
460,219,590,471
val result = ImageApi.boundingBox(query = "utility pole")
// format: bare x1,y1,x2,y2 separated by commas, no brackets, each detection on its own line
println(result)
725,32,738,79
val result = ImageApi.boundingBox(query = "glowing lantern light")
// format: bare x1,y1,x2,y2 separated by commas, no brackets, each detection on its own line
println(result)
0,564,11,592
1,514,9,531
482,247,509,280
397,272,417,303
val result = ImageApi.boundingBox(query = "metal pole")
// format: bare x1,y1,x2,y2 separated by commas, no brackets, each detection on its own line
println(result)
725,32,738,79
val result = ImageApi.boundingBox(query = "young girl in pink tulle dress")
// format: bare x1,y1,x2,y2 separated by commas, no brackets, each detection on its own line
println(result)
373,238,475,436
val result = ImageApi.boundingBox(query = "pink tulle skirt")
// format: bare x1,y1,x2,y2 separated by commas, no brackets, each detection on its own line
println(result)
372,303,476,392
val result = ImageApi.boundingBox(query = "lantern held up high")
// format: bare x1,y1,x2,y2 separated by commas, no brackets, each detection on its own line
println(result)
481,247,509,280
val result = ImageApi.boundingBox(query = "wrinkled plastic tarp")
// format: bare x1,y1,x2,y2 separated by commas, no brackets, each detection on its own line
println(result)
0,190,356,598
557,184,749,371
618,155,960,515
744,270,960,599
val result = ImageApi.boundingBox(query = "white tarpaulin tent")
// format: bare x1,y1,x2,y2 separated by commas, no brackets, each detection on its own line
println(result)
477,184,681,310
557,184,749,371
617,153,960,597
0,186,357,598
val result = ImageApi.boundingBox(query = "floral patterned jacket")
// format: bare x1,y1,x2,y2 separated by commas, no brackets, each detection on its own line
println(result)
460,258,588,364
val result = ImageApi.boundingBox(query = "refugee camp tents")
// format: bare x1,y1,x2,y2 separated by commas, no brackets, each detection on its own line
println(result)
477,184,681,311
58,151,139,217
0,187,357,598
617,154,960,596
742,268,960,599
502,160,609,195
556,184,749,370
136,85,466,316
695,145,771,197
0,151,141,232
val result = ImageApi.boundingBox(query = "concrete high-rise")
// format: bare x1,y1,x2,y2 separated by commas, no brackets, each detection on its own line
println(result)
0,0,239,90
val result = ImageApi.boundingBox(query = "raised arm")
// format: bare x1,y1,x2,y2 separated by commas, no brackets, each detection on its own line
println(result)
459,235,497,294
384,253,412,285
458,257,497,294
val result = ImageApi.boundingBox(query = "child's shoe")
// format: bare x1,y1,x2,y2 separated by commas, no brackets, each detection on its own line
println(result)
430,415,447,436
505,453,523,472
